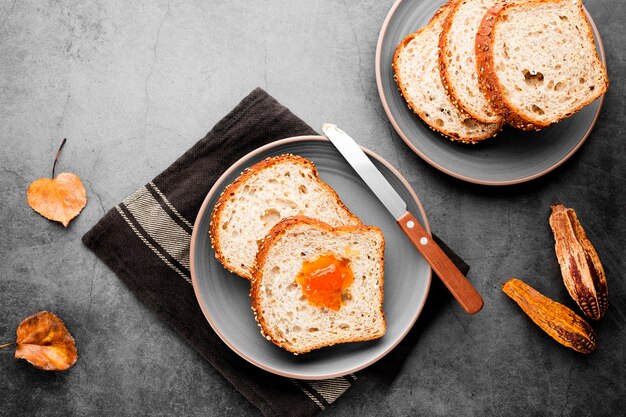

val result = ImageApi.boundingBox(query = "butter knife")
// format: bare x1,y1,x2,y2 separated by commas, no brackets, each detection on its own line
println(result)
322,123,484,314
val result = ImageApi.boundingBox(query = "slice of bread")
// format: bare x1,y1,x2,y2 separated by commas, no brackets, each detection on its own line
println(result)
210,155,361,280
251,216,385,354
476,0,608,130
439,0,506,124
393,3,502,144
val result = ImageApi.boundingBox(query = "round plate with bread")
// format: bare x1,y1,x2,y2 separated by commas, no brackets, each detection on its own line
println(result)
190,136,432,379
376,0,607,185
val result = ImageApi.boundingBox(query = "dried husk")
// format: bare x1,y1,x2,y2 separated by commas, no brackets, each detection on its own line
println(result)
503,279,596,354
549,204,608,320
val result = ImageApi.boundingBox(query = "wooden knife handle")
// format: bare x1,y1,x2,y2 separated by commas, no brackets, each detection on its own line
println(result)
397,212,484,314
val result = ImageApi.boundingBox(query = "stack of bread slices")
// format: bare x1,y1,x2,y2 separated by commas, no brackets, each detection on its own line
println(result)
393,0,608,144
210,155,386,354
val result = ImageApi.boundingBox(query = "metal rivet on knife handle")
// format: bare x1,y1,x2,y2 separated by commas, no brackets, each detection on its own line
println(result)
398,212,484,315
322,123,484,315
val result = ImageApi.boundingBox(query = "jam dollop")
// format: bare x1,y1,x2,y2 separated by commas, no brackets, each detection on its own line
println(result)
295,252,355,311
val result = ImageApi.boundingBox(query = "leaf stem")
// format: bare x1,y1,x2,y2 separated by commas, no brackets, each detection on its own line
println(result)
51,138,67,178
0,343,13,349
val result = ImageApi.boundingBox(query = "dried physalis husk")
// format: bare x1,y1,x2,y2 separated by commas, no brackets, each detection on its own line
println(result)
14,311,78,371
503,279,596,354
549,204,608,320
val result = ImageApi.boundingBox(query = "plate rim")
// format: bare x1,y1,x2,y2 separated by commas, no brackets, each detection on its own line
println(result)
190,135,433,380
375,0,607,186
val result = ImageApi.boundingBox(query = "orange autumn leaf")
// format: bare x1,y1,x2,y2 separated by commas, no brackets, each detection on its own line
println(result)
27,173,87,227
26,138,87,227
14,311,78,371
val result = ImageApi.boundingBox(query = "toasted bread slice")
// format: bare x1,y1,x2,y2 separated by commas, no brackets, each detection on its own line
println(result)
251,216,385,354
476,0,608,130
393,3,502,144
439,0,506,124
210,155,361,280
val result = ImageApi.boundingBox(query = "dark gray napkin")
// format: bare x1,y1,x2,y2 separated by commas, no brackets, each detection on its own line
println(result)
82,88,469,417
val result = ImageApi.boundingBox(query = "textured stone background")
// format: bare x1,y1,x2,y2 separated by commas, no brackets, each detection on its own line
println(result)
1,0,624,415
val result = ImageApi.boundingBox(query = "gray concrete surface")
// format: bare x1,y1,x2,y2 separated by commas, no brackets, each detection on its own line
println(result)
1,0,624,415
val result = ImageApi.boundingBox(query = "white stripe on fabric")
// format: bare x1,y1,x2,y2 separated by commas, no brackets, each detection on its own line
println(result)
120,185,350,406
305,377,352,404
148,181,194,229
116,206,192,284
123,186,191,270
291,380,325,410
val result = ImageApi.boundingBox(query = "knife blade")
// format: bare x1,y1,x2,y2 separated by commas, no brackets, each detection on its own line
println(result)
322,123,484,314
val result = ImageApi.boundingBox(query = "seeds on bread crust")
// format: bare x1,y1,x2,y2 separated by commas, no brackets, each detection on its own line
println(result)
475,0,608,130
392,2,502,144
210,155,361,280
438,0,505,125
251,216,386,354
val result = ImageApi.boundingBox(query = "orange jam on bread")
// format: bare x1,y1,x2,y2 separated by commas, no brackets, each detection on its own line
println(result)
295,253,354,311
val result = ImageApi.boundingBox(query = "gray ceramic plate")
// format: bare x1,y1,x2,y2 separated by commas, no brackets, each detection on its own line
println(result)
375,0,606,185
190,136,432,379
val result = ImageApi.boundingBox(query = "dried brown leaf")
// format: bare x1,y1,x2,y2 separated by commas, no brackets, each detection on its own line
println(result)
27,173,87,227
26,139,86,227
14,311,78,371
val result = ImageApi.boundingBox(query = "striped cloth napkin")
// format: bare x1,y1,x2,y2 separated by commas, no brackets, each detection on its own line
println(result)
82,88,469,416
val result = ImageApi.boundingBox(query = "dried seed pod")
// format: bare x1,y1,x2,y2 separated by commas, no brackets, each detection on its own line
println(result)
549,204,608,320
503,279,596,354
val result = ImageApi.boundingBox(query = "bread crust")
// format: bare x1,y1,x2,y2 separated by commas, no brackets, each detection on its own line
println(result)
476,0,608,130
392,2,503,143
209,154,362,280
250,216,386,354
438,0,504,125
